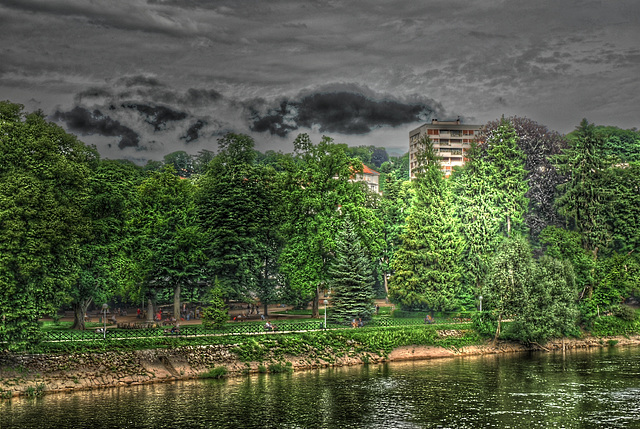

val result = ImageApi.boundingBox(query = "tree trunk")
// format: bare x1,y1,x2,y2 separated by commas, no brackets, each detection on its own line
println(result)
312,285,320,318
173,284,181,321
494,313,502,343
263,303,269,317
71,297,93,330
146,298,155,323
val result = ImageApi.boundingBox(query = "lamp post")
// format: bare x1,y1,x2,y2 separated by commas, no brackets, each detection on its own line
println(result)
102,303,108,339
323,299,328,329
479,296,483,312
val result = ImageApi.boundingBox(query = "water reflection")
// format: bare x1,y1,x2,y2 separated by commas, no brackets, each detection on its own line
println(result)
2,347,640,428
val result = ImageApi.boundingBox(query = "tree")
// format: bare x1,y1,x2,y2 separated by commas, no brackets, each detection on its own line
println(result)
482,119,529,237
163,151,194,177
513,256,578,342
377,172,411,296
482,235,533,341
0,101,97,348
197,133,282,312
539,226,594,300
554,119,611,260
327,216,375,324
480,117,566,238
70,160,141,330
450,141,501,302
389,136,464,313
201,278,229,329
279,134,369,318
371,147,389,167
132,166,204,322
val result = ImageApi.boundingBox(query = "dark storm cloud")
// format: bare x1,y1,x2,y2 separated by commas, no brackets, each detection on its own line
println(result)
121,103,188,131
119,75,165,88
183,88,223,106
248,89,441,137
181,120,206,143
53,107,140,149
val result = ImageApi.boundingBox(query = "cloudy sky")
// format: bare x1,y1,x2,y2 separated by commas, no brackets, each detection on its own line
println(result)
2,0,639,163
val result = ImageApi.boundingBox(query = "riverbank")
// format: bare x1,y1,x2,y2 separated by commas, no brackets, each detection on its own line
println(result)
2,332,639,398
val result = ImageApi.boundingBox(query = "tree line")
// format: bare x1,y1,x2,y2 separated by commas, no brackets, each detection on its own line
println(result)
1,100,639,349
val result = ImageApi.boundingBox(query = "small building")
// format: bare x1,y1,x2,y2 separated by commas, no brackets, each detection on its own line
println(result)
353,164,380,194
409,118,482,178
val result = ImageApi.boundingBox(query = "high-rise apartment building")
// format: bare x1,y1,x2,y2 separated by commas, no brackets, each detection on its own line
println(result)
409,119,482,178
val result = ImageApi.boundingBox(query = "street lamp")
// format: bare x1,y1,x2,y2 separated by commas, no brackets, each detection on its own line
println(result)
478,296,483,312
323,299,328,329
102,303,108,339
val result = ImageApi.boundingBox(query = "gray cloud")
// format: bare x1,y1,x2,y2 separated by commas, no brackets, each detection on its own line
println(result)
53,107,140,149
248,87,443,137
181,120,206,143
121,103,188,131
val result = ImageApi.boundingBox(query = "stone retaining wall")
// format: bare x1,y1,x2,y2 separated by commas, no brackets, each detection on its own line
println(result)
1,334,639,398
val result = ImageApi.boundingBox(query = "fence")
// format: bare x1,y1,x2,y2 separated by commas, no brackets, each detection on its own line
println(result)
40,315,472,343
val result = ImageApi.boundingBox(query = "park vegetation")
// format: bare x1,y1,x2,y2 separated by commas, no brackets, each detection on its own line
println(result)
1,99,639,351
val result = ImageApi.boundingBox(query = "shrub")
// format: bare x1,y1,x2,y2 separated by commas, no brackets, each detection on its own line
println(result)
200,366,227,379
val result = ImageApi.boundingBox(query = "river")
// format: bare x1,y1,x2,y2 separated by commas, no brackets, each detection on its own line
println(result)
2,346,640,428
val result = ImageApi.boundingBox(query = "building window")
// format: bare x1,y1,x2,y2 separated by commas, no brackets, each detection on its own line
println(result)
427,129,439,135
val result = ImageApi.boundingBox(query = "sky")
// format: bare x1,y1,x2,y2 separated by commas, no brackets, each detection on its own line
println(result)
2,0,639,164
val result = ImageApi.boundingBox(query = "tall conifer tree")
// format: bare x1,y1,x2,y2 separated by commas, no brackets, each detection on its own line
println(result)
389,136,464,312
327,215,375,324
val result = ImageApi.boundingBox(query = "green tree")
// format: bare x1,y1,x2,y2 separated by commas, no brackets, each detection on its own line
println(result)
482,235,533,341
389,136,464,313
483,119,529,237
197,134,282,312
513,256,578,342
480,117,566,238
539,226,594,299
279,134,368,318
0,101,97,348
450,141,501,302
132,166,204,322
70,160,142,330
201,278,229,329
327,216,375,324
554,119,611,261
377,172,411,296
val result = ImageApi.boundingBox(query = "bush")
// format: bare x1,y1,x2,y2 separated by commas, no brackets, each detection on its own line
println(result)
200,366,227,379
614,305,637,321
472,311,498,338
202,281,228,329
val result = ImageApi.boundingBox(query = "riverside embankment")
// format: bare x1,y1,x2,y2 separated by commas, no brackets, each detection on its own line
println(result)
2,329,640,398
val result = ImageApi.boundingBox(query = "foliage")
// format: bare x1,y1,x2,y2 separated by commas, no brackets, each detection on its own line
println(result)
538,226,595,297
389,135,464,312
592,125,640,163
326,215,375,324
200,366,227,379
554,119,611,259
0,101,98,349
197,133,282,307
482,235,533,340
450,141,501,301
582,253,640,320
201,280,229,329
131,165,205,320
479,116,566,238
70,159,142,330
278,134,379,317
482,118,529,237
510,256,579,342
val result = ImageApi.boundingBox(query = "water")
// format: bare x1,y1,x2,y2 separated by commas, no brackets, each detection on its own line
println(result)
2,347,640,428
